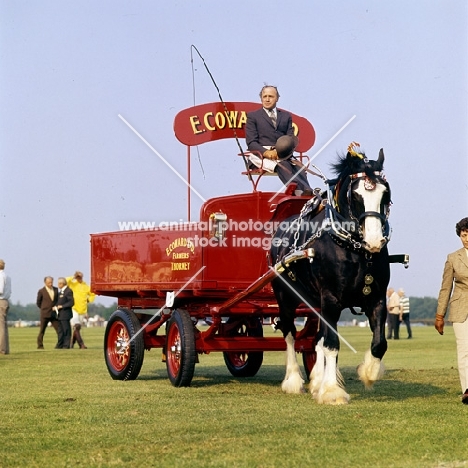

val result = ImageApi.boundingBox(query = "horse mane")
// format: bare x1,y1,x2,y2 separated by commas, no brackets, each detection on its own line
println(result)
328,150,384,185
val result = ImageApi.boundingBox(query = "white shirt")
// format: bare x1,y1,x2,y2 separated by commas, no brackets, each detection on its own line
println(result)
264,107,276,119
0,270,12,300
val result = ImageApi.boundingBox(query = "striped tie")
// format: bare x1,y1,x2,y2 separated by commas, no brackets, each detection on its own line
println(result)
269,110,277,128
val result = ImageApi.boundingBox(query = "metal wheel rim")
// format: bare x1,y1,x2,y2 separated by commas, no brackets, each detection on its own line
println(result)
107,321,130,372
226,323,249,368
225,351,248,368
167,322,182,377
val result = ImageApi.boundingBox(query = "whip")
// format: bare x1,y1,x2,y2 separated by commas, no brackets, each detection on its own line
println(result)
190,45,252,181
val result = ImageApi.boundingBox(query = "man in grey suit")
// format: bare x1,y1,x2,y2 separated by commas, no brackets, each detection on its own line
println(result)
36,276,59,349
245,85,312,194
55,277,74,349
435,217,468,404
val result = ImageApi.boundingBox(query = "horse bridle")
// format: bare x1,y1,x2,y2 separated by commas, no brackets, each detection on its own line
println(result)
346,171,391,240
286,168,391,254
322,170,391,252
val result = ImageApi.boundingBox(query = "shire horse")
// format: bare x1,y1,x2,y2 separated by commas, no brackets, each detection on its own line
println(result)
271,143,391,404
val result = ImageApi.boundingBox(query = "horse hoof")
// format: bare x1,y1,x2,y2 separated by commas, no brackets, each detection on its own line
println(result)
317,393,350,405
315,385,350,405
357,351,385,389
281,374,305,394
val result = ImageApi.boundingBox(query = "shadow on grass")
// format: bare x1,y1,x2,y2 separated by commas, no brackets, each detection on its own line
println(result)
138,364,285,387
339,366,446,401
138,364,447,401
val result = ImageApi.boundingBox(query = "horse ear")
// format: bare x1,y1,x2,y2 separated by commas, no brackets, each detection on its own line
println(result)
378,148,385,166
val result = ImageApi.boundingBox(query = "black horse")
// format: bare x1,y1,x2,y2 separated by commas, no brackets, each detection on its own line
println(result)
270,144,391,404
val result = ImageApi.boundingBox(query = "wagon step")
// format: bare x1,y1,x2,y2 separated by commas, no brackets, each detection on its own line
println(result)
215,248,315,314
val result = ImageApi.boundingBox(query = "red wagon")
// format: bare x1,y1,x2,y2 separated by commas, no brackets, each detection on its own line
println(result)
91,102,323,386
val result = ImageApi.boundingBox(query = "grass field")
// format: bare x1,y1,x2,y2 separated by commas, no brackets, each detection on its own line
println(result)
1,325,467,468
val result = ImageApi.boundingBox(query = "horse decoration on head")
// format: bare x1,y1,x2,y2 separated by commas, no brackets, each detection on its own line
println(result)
271,142,392,404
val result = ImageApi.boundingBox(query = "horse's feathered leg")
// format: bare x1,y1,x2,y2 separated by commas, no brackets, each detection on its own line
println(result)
357,349,385,389
272,278,305,394
357,298,387,388
316,346,350,405
313,297,350,405
281,332,305,394
310,337,324,397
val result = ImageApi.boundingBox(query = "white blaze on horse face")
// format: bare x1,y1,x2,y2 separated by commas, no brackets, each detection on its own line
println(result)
354,179,387,253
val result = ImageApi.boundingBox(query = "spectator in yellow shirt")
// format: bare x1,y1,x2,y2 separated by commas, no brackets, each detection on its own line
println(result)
66,271,96,349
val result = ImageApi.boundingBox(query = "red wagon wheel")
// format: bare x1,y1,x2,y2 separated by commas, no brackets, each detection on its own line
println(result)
166,310,196,387
302,350,317,380
223,318,263,377
301,318,318,379
104,309,145,380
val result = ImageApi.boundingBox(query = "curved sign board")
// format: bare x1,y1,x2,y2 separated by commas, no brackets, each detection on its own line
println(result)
174,102,315,153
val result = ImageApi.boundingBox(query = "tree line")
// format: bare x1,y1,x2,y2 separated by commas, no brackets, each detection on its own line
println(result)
8,302,118,322
8,296,438,323
339,296,438,322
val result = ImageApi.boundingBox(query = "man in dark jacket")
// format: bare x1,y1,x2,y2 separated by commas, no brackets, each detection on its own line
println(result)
36,276,59,349
245,85,312,194
55,277,74,349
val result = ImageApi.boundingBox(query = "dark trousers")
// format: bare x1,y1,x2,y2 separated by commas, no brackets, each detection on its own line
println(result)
276,159,311,192
401,313,412,338
71,324,86,348
57,320,72,349
387,314,400,339
37,316,59,347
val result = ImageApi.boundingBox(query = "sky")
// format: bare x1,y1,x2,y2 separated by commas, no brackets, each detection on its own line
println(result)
1,1,467,305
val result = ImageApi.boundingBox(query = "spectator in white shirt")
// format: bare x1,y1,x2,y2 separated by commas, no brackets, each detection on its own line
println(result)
0,259,12,354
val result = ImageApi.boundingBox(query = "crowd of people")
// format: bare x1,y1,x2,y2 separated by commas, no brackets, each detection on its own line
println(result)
0,266,95,354
37,271,96,349
386,287,412,340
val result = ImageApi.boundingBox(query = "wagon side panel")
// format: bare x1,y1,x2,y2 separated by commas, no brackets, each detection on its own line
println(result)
90,229,204,298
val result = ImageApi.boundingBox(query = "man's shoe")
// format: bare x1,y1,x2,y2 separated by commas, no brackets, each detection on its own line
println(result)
462,389,468,405
80,345,88,349
37,345,44,349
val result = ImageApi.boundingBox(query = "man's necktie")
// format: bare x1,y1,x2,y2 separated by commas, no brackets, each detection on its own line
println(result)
269,110,277,128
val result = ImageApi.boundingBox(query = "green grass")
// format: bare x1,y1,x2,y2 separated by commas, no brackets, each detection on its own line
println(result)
1,325,467,468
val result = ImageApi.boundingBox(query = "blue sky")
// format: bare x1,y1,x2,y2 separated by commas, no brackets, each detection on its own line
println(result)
1,1,467,305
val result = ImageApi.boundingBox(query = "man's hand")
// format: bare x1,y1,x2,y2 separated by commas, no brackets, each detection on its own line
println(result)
434,315,445,335
263,149,278,161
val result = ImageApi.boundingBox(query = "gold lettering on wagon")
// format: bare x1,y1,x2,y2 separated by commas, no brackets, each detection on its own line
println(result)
172,252,189,259
164,238,194,272
189,110,248,135
165,237,195,257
